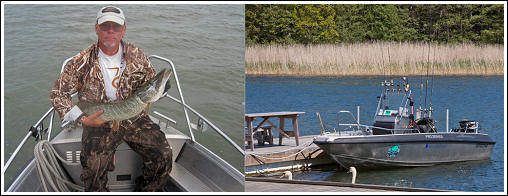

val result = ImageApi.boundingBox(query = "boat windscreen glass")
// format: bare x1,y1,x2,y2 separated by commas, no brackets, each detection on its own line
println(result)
377,92,408,115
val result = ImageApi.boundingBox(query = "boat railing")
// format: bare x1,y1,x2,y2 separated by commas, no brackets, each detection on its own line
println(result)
148,55,244,155
4,55,244,174
334,106,422,135
362,124,417,133
336,123,420,135
336,109,360,134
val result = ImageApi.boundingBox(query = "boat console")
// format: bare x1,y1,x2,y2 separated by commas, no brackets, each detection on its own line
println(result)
372,79,412,135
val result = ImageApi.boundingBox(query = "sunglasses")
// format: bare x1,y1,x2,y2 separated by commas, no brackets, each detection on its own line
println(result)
101,7,121,14
99,22,124,32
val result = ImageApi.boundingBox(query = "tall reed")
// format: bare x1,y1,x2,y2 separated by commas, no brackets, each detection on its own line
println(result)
245,42,504,76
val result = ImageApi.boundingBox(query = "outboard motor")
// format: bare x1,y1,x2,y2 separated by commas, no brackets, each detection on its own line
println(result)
452,120,480,133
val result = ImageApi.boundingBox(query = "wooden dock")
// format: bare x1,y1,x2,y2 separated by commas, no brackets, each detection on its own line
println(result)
245,177,450,192
245,135,334,175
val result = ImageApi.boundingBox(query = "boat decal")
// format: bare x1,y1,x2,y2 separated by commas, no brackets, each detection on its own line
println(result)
425,144,446,148
387,145,400,158
424,135,443,139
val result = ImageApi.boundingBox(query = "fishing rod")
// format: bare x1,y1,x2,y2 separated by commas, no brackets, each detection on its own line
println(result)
381,43,387,88
387,43,391,80
429,43,435,118
424,42,431,117
388,43,393,94
418,42,424,119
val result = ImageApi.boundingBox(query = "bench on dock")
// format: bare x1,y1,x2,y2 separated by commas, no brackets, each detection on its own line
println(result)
245,111,305,151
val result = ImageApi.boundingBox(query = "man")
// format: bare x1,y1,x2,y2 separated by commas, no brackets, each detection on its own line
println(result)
50,6,172,192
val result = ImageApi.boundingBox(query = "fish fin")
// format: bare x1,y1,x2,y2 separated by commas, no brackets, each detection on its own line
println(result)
145,103,151,114
112,120,120,132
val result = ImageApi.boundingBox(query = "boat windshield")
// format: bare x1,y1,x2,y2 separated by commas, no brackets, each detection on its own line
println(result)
375,88,410,117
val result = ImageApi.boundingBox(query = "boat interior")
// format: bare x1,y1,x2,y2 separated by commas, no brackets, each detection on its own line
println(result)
5,55,245,192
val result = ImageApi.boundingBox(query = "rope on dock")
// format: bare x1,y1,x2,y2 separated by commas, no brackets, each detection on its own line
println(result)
249,141,316,160
34,140,84,192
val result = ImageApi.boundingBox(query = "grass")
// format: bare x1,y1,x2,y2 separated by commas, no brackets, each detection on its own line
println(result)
245,42,504,76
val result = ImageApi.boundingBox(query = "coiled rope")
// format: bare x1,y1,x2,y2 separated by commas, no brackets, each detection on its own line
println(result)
34,140,84,192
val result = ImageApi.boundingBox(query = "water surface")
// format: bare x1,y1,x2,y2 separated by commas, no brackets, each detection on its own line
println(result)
3,4,245,186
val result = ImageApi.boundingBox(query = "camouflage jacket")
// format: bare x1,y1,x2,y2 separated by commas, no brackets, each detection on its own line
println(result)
50,40,155,126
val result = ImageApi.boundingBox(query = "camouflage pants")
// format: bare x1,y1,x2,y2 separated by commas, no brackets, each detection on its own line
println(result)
80,115,172,192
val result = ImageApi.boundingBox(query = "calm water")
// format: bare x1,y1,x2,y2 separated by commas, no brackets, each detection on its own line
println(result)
3,4,245,186
246,75,505,192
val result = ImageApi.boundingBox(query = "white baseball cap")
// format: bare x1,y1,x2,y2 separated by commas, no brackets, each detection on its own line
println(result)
97,6,125,25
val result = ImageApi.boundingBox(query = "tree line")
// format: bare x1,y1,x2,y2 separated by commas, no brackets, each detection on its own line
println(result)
245,4,504,45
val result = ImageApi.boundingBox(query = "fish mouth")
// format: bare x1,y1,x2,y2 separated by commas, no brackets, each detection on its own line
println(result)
163,70,172,95
135,68,172,103
154,68,172,99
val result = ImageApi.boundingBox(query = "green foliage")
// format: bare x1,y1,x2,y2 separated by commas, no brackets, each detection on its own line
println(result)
245,4,504,45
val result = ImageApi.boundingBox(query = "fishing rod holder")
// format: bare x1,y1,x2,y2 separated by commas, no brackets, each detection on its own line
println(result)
4,107,56,173
29,124,48,141
194,118,208,133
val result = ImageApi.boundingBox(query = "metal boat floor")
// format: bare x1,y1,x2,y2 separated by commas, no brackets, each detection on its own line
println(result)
23,116,224,192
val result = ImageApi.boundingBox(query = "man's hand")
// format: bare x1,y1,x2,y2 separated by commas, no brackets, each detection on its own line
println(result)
80,109,108,127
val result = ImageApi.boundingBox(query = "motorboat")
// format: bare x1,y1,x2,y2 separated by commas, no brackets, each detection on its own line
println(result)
4,55,245,192
313,77,495,169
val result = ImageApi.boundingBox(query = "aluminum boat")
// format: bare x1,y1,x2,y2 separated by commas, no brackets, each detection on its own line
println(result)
4,55,244,192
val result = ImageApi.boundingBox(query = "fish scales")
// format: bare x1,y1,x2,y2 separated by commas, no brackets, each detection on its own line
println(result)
78,68,172,122
79,96,147,121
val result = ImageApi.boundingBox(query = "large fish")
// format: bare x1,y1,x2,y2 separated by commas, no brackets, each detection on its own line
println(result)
78,68,172,123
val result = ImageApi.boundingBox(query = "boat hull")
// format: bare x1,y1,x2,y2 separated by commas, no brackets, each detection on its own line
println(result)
313,133,495,169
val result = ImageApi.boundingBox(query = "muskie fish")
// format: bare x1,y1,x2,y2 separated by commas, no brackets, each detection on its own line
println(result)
78,68,172,124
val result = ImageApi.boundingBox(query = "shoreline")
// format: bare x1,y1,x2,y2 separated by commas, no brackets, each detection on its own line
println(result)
246,42,504,77
245,72,505,77
245,63,504,76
